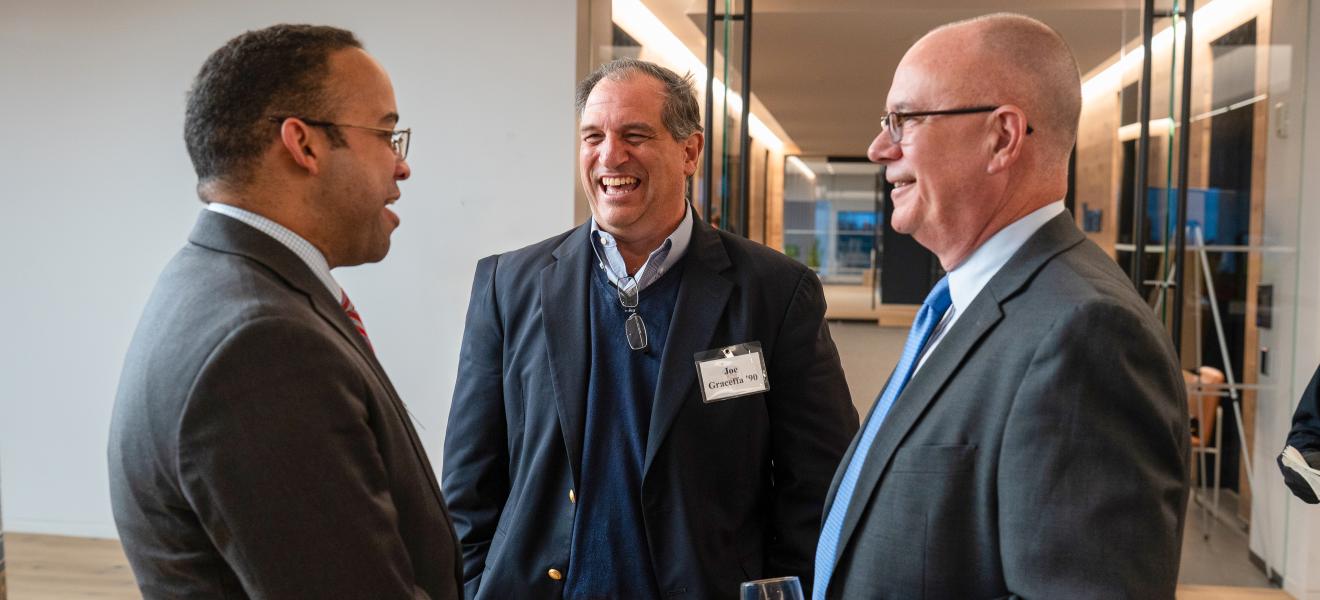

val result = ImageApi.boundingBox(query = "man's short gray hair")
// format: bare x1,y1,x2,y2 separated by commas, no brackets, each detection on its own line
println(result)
575,58,704,140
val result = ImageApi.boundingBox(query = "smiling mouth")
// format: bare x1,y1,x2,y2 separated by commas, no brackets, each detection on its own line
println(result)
599,175,640,196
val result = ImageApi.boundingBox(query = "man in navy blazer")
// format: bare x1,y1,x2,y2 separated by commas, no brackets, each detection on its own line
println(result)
442,58,858,599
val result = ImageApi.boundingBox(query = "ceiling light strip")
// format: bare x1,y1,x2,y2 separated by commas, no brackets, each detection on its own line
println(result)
786,155,816,181
1081,0,1261,101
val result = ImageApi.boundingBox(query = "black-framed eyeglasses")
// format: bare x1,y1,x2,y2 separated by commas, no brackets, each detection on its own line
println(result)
268,115,411,160
880,105,1033,143
617,276,648,352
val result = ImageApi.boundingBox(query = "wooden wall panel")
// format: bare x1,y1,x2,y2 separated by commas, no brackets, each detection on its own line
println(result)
1076,90,1119,256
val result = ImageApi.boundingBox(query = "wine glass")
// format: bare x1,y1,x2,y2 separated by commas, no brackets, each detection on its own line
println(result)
740,575,805,600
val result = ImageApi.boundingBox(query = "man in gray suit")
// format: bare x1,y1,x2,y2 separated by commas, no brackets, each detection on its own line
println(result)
108,24,461,599
812,14,1190,599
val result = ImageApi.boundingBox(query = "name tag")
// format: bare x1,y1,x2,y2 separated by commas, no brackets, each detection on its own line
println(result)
694,342,769,403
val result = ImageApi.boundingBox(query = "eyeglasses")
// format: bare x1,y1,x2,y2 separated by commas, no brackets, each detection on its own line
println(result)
879,105,1033,143
617,276,649,352
268,115,411,160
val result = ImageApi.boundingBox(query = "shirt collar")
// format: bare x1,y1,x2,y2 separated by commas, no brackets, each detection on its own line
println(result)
590,203,693,291
205,202,341,300
946,200,1066,317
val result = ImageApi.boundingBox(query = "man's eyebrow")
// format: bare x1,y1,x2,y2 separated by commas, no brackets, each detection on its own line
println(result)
578,122,659,134
378,112,399,127
620,122,658,134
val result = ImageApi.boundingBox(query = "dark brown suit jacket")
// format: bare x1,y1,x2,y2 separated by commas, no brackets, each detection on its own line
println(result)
109,209,462,599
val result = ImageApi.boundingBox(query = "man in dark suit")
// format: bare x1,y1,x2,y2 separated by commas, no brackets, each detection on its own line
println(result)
812,14,1190,599
442,58,858,599
108,24,461,599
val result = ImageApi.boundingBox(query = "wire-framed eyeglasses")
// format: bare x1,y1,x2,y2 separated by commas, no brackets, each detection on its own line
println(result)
268,115,411,160
880,105,1033,143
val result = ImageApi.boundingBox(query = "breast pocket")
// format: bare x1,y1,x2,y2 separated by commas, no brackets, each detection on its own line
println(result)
888,444,976,473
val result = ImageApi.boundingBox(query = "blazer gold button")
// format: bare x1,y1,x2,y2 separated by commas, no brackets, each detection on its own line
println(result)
548,568,563,581
569,489,576,503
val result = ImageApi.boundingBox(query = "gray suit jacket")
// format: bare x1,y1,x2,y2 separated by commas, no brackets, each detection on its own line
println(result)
822,213,1190,599
109,210,462,600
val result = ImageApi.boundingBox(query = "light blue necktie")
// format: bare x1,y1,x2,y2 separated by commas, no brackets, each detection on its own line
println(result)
812,276,952,599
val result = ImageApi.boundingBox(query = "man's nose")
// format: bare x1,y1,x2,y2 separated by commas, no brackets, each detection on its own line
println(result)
599,136,628,168
396,156,411,180
867,129,900,163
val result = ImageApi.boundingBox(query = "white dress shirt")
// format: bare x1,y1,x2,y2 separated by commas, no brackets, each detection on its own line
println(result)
915,201,1067,372
205,203,342,301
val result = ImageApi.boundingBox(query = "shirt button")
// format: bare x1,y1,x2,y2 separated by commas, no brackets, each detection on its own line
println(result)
548,568,563,581
569,489,577,504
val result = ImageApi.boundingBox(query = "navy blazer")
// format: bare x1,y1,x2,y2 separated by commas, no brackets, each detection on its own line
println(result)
443,216,858,599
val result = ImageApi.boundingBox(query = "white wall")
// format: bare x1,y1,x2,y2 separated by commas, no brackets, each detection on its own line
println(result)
0,0,578,538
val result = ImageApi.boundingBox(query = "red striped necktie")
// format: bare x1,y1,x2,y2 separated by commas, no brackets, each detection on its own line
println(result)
339,290,373,349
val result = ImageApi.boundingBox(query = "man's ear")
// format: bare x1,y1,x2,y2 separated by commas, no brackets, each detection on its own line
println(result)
278,119,322,175
986,105,1028,175
682,131,704,176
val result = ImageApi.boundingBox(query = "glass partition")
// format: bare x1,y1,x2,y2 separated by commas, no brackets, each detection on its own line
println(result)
782,158,885,319
1075,0,1309,588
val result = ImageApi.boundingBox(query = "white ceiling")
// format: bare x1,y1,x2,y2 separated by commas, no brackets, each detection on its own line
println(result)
657,0,1171,157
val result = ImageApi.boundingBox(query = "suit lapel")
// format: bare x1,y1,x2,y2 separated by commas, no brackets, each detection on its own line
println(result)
832,297,1003,562
540,224,594,486
189,211,381,369
821,369,892,521
644,217,733,474
822,420,866,528
188,210,446,504
832,212,1086,562
310,287,385,373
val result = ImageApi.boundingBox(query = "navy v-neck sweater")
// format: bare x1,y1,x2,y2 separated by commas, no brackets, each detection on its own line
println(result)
564,257,685,600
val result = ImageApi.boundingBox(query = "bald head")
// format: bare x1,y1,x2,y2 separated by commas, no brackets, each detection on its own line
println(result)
870,13,1082,269
917,13,1081,164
